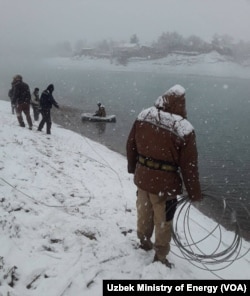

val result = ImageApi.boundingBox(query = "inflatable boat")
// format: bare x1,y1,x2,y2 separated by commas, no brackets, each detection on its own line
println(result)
81,113,116,123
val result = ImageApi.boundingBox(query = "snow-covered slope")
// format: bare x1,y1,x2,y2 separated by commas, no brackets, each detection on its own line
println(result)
0,100,249,296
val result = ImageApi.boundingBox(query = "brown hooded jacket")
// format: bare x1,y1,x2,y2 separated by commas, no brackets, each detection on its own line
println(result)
126,85,202,201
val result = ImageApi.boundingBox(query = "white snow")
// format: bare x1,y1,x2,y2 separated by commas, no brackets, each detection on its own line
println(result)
163,85,185,96
0,99,249,295
137,106,193,137
154,96,165,109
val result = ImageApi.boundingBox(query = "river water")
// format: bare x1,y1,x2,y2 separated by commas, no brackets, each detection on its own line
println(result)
1,56,250,239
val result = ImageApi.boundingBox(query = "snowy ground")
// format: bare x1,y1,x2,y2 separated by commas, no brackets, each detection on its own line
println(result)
0,99,249,296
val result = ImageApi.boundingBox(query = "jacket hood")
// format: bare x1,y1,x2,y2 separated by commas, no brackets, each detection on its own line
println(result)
47,84,54,93
157,84,187,118
13,74,23,82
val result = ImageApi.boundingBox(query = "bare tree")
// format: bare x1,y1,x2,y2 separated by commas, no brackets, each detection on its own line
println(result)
130,34,139,44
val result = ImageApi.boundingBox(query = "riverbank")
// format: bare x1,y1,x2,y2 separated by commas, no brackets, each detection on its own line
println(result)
51,104,250,242
1,99,249,295
44,51,250,79
2,51,250,242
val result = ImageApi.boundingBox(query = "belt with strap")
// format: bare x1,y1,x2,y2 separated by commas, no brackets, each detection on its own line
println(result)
138,155,178,172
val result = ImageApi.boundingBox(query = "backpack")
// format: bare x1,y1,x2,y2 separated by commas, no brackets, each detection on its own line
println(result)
17,82,31,103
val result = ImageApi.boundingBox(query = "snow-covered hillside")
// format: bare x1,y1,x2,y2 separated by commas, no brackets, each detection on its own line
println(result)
0,100,249,296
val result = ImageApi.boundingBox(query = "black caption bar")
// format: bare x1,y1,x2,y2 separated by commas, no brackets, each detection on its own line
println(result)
103,280,249,295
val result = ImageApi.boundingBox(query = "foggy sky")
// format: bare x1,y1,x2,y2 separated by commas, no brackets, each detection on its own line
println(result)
1,0,250,54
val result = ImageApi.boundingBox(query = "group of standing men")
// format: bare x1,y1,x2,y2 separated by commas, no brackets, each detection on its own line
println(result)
8,75,59,134
8,76,203,269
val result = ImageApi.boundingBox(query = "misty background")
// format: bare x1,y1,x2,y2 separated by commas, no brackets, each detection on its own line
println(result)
1,0,250,58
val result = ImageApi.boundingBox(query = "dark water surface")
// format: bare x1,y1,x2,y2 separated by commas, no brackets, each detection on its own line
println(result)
1,57,250,240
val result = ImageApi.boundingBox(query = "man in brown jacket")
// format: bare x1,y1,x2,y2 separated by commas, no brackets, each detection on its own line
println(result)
126,84,202,268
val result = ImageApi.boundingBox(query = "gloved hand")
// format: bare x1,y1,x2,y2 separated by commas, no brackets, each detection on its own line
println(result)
166,199,177,221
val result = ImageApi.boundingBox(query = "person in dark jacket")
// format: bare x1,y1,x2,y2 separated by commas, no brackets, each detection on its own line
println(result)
37,84,59,134
12,74,33,129
94,102,106,117
31,87,40,121
126,84,203,268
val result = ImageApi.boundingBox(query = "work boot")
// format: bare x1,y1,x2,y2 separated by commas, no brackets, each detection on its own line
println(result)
139,239,153,251
153,254,174,269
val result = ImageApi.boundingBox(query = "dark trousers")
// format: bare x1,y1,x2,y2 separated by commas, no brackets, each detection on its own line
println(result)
32,106,40,121
16,103,33,128
38,109,52,134
10,100,15,114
